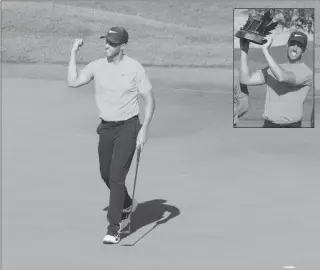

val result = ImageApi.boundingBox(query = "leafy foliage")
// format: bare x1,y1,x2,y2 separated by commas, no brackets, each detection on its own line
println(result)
249,8,314,33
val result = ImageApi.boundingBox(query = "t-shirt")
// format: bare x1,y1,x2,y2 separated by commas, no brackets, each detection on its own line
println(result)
80,55,152,121
261,63,312,124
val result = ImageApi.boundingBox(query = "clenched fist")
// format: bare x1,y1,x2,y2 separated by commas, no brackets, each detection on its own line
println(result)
240,38,250,53
261,35,273,51
71,39,84,53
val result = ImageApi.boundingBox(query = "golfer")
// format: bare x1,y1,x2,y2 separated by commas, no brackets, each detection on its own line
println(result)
67,26,155,244
239,31,313,127
234,68,249,127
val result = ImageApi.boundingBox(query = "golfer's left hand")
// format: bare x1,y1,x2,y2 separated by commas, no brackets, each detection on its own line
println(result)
240,38,250,52
136,127,148,151
262,35,273,50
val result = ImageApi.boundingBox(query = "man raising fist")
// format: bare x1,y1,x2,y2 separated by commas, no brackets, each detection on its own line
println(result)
67,27,155,244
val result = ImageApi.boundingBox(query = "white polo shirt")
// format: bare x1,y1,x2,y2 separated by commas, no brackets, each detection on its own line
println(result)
261,62,312,124
80,55,152,121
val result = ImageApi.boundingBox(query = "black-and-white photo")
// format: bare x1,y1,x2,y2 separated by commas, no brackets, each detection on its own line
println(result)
2,2,319,270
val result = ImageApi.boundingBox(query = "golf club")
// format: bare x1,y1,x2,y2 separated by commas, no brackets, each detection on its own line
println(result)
121,146,141,234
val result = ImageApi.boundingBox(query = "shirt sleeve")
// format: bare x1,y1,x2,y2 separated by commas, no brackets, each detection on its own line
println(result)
136,63,152,93
294,69,313,86
78,61,96,79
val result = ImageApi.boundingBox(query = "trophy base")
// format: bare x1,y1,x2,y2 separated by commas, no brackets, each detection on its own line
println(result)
235,30,266,45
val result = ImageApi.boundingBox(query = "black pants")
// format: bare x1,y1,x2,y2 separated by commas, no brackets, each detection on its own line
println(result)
263,119,302,128
96,115,141,234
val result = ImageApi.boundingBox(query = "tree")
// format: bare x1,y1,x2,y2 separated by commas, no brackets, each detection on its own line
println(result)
249,8,314,33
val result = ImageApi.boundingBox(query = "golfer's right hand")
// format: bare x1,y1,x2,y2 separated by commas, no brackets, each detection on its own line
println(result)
71,38,84,52
261,35,273,50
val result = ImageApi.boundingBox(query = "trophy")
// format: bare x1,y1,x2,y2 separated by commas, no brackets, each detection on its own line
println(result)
235,10,279,45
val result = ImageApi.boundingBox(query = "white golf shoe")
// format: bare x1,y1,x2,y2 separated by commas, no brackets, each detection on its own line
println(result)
103,231,121,244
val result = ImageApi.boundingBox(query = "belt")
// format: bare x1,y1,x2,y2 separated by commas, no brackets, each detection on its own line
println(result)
100,115,138,125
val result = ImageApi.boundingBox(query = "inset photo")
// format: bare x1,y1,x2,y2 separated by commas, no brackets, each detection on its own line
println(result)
233,8,315,128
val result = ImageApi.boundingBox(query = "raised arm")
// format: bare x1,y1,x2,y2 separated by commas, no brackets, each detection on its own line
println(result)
67,39,94,88
239,38,266,86
260,36,295,84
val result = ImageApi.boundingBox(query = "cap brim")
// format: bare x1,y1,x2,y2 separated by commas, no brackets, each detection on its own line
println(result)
99,36,122,45
288,37,307,47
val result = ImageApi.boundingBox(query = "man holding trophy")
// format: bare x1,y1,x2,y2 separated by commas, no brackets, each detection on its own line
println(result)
236,9,313,128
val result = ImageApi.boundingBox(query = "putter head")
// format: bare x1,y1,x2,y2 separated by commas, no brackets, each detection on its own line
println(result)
121,227,130,234
120,145,141,235
120,217,132,234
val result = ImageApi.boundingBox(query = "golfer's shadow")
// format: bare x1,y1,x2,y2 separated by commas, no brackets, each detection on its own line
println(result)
103,199,180,240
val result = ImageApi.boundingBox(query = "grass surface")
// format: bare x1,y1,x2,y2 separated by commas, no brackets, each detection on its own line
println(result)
1,1,231,67
2,63,232,92
4,73,320,270
2,0,319,67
